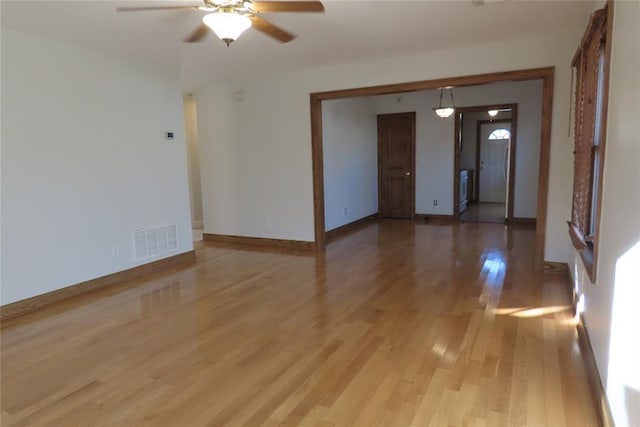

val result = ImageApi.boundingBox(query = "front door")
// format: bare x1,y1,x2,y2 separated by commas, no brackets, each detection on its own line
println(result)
478,122,510,203
378,112,415,219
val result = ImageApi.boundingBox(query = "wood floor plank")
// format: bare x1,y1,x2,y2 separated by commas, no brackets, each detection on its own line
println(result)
0,221,600,426
543,317,567,427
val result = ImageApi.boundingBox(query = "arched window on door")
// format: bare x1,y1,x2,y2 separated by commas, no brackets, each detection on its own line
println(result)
488,128,511,140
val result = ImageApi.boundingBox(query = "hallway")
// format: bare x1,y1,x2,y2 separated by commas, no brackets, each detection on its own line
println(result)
460,202,506,224
1,221,598,426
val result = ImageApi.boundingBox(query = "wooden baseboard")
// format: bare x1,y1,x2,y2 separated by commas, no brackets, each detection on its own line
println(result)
0,250,196,322
415,214,455,224
326,214,377,242
563,263,615,427
203,233,315,251
544,261,570,277
577,321,616,427
508,217,537,226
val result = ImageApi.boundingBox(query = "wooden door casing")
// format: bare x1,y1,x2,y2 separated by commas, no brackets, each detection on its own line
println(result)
378,112,416,219
311,68,553,272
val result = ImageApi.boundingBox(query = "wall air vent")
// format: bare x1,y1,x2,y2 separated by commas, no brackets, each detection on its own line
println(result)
134,224,178,260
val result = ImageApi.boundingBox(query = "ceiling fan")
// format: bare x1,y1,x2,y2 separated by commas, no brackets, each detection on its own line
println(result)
117,0,324,46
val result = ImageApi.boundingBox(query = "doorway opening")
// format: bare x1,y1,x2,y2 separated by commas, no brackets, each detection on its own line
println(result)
455,104,517,224
183,95,204,242
310,67,554,270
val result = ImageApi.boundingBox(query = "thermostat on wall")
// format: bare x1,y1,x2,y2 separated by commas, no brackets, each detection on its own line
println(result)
165,131,175,140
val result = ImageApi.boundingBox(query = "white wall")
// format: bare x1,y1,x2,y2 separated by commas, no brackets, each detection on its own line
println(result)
184,96,204,229
570,2,640,426
374,81,541,218
461,112,483,172
1,30,193,305
374,91,450,216
197,25,588,261
322,97,378,231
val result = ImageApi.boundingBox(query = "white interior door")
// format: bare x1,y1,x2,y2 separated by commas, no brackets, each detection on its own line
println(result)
479,123,510,203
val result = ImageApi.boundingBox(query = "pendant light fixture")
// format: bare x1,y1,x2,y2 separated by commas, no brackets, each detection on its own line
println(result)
433,87,456,118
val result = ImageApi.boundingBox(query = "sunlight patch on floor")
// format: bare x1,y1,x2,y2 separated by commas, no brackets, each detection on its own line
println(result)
494,305,572,318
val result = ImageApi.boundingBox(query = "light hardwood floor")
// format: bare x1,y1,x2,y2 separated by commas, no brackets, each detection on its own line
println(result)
1,220,599,426
459,203,506,224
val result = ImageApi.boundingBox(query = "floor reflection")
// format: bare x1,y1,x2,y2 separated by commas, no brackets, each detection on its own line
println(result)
140,281,182,314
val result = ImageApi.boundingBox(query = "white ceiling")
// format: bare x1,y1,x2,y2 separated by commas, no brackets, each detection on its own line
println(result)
2,1,595,87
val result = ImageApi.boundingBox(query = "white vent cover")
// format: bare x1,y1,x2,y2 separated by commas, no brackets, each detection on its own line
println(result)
134,224,178,260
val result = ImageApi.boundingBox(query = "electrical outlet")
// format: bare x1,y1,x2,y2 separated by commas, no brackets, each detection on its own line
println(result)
344,208,348,215
433,200,438,206
112,246,118,257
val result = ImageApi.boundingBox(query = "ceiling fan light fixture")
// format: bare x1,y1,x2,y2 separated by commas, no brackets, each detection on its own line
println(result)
203,11,252,46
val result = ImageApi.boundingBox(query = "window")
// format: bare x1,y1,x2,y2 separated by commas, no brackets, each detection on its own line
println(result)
488,128,511,140
569,4,611,282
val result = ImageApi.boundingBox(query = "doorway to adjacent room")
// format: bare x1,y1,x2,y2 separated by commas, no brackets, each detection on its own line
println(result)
455,105,517,224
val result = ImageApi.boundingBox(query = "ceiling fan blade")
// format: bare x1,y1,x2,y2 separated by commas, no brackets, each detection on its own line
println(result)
185,23,210,42
116,5,200,12
249,15,295,43
251,1,324,13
